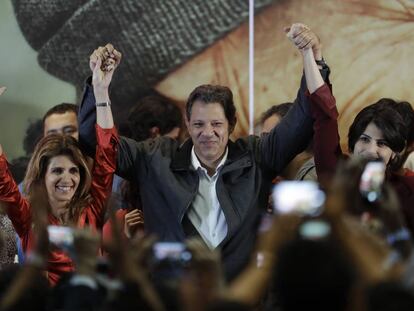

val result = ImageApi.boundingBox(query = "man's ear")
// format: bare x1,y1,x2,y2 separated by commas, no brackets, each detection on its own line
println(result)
229,117,237,134
149,126,161,138
185,117,190,130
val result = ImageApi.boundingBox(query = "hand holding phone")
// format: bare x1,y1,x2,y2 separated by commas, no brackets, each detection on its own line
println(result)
359,161,385,203
47,225,74,253
272,181,325,216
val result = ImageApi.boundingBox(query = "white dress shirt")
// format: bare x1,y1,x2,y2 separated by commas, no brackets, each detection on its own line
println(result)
187,147,228,249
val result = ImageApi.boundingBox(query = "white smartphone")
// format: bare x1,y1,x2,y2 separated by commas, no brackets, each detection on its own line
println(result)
272,181,325,216
47,225,74,249
359,161,386,203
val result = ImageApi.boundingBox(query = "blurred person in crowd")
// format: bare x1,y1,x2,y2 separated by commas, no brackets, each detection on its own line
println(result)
0,86,20,269
0,204,18,269
10,119,43,184
0,193,49,311
0,78,118,285
260,102,316,181
367,282,414,311
77,22,330,281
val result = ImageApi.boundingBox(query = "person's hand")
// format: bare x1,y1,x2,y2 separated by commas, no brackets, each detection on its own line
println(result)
90,43,122,102
284,23,322,60
0,86,6,96
179,238,223,311
124,209,144,238
224,213,301,307
0,144,3,156
30,181,50,261
324,157,365,220
186,238,223,287
89,43,122,73
72,228,100,276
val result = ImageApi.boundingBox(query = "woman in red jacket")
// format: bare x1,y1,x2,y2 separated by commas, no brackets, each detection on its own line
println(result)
0,56,118,286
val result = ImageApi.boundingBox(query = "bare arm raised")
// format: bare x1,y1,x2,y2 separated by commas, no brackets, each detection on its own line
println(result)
285,23,324,94
90,43,122,129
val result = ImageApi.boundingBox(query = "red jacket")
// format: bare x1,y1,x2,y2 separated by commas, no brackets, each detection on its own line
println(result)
0,125,118,286
309,85,414,234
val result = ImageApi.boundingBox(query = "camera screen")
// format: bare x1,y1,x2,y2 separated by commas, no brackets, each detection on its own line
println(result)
272,181,325,216
47,225,74,248
153,242,192,262
359,161,385,202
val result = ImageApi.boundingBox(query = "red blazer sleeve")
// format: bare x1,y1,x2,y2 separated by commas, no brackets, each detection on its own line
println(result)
85,125,119,228
0,155,32,237
308,84,343,185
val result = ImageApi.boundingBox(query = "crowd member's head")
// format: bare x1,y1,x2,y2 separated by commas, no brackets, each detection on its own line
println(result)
23,119,43,155
259,102,314,181
385,100,414,147
348,100,407,171
10,119,44,184
367,282,414,311
23,134,91,222
373,99,414,171
260,102,293,135
274,238,354,311
0,265,48,311
206,300,252,311
185,84,236,168
42,103,79,140
126,94,183,141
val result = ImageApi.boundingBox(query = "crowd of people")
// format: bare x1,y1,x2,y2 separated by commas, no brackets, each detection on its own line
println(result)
1,23,414,311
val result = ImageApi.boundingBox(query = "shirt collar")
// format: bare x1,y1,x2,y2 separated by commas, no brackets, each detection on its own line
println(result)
191,146,228,174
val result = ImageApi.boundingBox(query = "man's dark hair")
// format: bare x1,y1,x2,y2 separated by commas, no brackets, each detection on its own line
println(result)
348,99,407,154
42,103,78,126
186,84,237,132
260,102,293,125
274,238,354,311
23,119,43,155
127,95,182,141
9,156,31,184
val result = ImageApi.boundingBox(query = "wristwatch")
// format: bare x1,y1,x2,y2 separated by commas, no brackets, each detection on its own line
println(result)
95,101,111,107
315,58,328,69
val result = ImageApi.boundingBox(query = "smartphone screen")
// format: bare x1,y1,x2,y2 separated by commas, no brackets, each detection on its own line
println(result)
359,161,385,203
47,225,74,249
272,181,325,216
153,242,192,263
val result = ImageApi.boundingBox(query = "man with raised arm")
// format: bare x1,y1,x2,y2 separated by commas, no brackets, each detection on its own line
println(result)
78,24,331,280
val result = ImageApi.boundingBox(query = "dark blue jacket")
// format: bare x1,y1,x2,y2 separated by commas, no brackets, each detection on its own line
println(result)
78,67,330,280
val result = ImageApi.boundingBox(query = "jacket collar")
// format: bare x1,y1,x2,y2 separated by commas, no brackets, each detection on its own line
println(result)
171,138,250,171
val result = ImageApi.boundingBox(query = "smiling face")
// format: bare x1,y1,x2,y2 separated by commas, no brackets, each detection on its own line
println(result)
353,122,395,165
186,101,229,169
44,155,80,209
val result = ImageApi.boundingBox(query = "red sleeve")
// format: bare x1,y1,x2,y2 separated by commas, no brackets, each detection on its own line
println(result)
86,125,119,228
0,155,32,236
102,209,127,248
308,84,343,186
